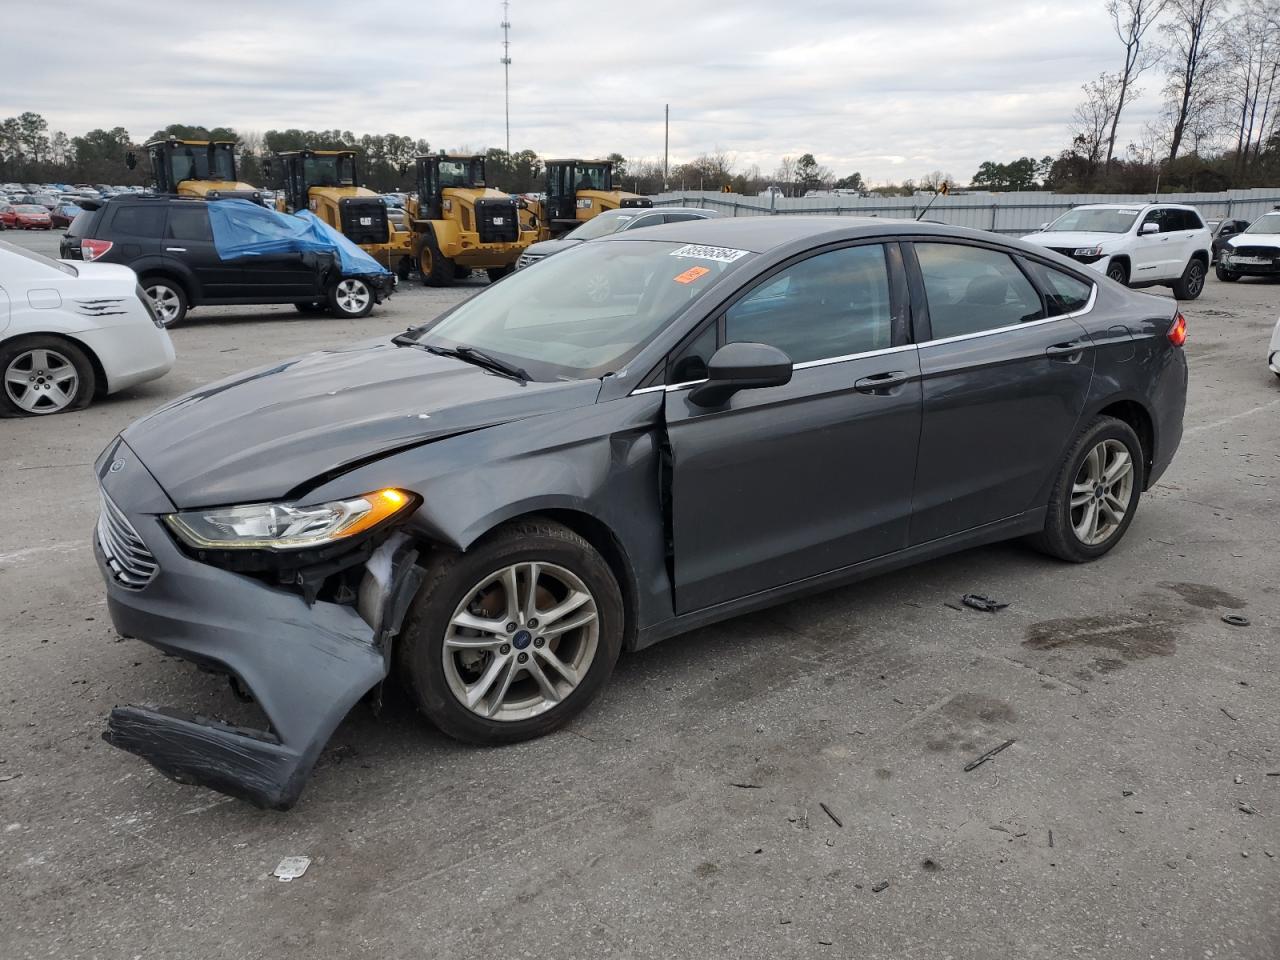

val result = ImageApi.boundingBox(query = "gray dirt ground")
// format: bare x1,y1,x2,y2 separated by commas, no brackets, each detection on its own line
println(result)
1,227,1278,959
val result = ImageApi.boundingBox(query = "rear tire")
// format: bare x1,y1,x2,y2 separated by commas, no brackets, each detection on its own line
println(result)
396,257,413,282
1028,416,1143,563
1172,258,1206,300
1216,265,1238,282
398,519,624,745
139,275,188,328
327,277,374,318
0,335,96,417
418,234,455,287
453,264,472,280
1105,260,1129,286
486,266,513,283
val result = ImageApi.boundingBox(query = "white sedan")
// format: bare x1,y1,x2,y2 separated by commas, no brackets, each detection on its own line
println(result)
1,240,174,416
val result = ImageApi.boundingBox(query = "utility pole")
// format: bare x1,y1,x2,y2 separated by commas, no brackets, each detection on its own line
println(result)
663,103,669,191
500,1,512,156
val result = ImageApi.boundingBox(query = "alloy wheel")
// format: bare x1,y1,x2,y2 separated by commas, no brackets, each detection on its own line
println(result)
442,561,600,722
1185,262,1205,296
4,347,79,414
146,283,181,326
1070,438,1134,546
334,278,370,315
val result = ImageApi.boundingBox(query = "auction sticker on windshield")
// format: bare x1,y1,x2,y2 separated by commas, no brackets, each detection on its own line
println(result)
669,244,750,263
673,266,711,284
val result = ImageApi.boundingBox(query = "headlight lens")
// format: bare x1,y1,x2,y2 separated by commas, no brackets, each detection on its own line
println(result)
165,488,413,550
1074,245,1104,257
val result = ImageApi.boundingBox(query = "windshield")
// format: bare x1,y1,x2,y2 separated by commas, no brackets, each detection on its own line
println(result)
574,163,611,191
565,212,637,241
1045,208,1140,233
304,154,356,188
408,239,754,381
167,144,236,184
17,205,46,214
0,239,77,276
436,159,484,189
1243,214,1280,235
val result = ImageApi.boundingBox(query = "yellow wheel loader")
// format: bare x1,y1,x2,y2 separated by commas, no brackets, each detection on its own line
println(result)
520,158,651,240
264,149,409,272
404,154,530,286
138,138,266,204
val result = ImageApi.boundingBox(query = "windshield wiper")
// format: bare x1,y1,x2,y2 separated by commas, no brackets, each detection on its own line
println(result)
424,344,530,382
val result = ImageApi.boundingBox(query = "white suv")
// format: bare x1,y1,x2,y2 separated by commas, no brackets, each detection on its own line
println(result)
1022,203,1212,300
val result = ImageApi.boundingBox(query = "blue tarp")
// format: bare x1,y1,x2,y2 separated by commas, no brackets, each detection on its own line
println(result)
208,199,391,276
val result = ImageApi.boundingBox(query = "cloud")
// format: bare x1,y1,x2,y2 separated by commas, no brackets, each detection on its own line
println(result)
0,0,1161,184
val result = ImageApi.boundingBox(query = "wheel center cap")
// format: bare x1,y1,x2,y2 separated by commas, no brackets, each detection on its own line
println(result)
512,629,532,650
1094,484,1106,500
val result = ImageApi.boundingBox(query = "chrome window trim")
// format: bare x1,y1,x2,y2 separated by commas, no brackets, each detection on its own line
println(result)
630,344,916,395
921,282,1097,349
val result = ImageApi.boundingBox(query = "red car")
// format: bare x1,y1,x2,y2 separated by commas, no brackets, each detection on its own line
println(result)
0,204,16,230
13,204,52,229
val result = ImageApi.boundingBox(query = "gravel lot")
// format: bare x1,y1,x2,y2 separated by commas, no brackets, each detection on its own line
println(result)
2,227,1278,959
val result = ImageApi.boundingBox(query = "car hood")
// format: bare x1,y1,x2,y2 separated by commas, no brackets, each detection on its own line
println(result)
121,339,601,508
526,237,583,258
1022,231,1122,248
1227,234,1280,250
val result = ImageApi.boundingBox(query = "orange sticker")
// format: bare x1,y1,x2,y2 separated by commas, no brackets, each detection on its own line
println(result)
673,266,710,284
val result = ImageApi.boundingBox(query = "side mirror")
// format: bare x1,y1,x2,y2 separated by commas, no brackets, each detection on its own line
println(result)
1038,222,1049,231
1140,222,1160,235
689,342,792,408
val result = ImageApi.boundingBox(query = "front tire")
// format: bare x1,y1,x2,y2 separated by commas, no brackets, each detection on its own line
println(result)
1105,260,1129,286
1029,416,1143,563
398,519,624,745
327,277,374,318
1172,258,1206,300
139,276,188,327
486,266,513,283
0,335,96,417
418,234,455,287
1216,265,1238,282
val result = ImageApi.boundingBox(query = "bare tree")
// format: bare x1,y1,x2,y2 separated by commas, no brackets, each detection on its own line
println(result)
1161,0,1230,163
1223,0,1280,172
1072,72,1124,175
773,156,796,196
1105,0,1168,167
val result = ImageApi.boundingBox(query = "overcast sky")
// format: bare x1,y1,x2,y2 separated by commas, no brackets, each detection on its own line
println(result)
0,0,1158,185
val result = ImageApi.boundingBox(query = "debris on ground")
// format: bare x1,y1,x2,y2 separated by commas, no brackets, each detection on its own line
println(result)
819,802,843,828
943,602,965,612
1235,775,1245,784
1221,614,1250,627
730,782,762,789
921,858,940,872
1123,790,1135,797
871,880,890,893
1221,707,1240,721
0,774,20,783
964,738,1016,772
272,856,312,882
1238,802,1258,815
1048,829,1054,848
961,593,1008,613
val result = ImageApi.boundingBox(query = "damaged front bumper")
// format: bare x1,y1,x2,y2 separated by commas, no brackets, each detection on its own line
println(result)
95,439,421,810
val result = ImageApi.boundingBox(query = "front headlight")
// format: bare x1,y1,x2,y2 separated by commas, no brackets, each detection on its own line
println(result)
165,488,414,551
1074,245,1104,257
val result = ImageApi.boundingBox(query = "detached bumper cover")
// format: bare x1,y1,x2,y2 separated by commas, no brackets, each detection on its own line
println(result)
94,438,403,810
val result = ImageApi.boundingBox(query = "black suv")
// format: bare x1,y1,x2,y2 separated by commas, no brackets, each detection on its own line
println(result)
61,196,394,327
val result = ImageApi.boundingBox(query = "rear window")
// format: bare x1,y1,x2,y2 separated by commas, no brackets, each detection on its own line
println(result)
109,205,166,237
66,210,96,237
0,239,78,276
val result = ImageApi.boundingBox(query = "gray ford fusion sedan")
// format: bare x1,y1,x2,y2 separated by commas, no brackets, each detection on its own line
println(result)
95,217,1188,808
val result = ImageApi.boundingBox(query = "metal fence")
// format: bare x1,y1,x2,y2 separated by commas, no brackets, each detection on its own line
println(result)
649,188,1280,235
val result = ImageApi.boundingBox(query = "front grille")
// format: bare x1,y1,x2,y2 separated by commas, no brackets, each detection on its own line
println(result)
1229,246,1279,260
97,491,158,589
1047,247,1076,258
516,252,544,270
338,198,389,246
475,198,518,243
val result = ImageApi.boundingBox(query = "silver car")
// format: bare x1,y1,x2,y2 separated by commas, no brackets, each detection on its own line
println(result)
516,206,720,270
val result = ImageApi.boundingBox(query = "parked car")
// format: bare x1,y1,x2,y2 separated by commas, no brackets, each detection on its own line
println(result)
96,217,1188,809
516,206,720,270
60,195,395,326
1210,217,1251,262
50,202,81,229
1022,203,1211,299
12,204,52,229
0,239,174,416
0,203,16,230
1216,212,1280,282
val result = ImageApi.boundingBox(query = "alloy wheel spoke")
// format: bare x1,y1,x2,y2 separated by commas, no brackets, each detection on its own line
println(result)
483,658,518,717
539,589,591,629
4,367,28,385
1076,500,1098,542
541,609,597,639
465,653,512,709
522,562,542,622
525,656,561,703
501,566,521,622
1104,450,1131,484
534,644,579,686
1104,492,1128,520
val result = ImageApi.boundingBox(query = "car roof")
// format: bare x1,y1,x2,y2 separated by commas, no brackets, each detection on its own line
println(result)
1073,202,1199,211
601,215,1031,255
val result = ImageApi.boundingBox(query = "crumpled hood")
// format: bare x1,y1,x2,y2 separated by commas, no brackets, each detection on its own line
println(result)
122,339,600,508
1022,231,1120,250
1227,233,1280,250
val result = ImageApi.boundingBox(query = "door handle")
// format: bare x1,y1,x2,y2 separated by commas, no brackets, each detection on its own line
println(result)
1046,340,1090,358
165,247,187,252
854,370,910,393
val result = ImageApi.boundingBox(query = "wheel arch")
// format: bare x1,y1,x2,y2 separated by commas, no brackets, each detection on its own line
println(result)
136,268,192,302
1093,396,1155,488
1,329,108,397
1190,248,1210,267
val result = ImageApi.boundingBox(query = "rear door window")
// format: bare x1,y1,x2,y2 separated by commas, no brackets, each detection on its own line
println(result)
1022,260,1094,316
109,205,165,237
914,243,1044,340
167,204,213,241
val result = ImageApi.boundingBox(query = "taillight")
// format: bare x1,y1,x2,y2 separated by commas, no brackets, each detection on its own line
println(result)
1167,312,1187,347
80,238,113,262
